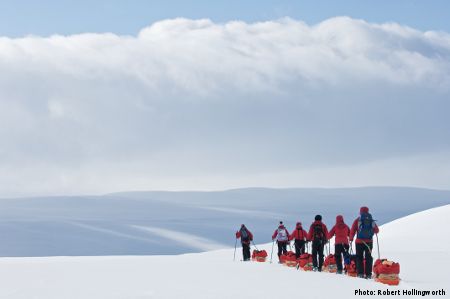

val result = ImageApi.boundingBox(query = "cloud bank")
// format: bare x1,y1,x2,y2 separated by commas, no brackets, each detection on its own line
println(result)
1,17,450,196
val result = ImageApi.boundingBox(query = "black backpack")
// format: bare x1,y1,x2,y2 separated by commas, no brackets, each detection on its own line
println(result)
313,223,325,243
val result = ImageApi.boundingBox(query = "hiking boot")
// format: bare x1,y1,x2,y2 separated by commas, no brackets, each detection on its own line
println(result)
366,274,372,279
336,270,343,275
357,274,365,279
318,268,322,272
313,267,318,272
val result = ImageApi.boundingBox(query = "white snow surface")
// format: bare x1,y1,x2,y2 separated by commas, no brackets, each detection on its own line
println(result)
0,205,448,299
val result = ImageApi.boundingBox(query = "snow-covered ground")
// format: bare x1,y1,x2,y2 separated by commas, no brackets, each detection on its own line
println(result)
0,205,448,299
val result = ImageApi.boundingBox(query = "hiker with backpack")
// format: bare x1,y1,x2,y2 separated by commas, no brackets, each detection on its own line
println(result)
307,215,328,272
328,215,350,274
350,206,379,279
236,224,253,261
289,222,307,259
272,221,290,263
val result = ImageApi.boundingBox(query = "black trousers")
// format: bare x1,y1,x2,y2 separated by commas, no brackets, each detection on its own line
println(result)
294,239,306,258
334,243,349,272
356,242,373,276
277,241,288,258
311,241,324,270
242,243,251,261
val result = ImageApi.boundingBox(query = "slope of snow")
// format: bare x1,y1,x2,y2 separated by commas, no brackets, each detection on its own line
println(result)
0,205,448,299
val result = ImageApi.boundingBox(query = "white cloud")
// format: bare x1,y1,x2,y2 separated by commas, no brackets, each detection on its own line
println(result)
0,17,449,196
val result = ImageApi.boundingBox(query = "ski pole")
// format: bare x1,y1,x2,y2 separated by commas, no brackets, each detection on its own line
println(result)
251,240,259,251
270,240,275,263
375,233,380,260
233,238,238,261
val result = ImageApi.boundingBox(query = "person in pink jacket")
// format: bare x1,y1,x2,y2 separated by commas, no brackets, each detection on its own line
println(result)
328,215,350,274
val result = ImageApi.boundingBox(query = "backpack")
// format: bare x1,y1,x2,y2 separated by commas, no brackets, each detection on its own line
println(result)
277,228,288,242
313,223,325,243
240,228,249,242
357,212,375,239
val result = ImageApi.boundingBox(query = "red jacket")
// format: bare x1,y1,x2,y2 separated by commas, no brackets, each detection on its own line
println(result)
307,221,329,242
349,207,379,244
328,215,350,245
289,223,307,241
236,227,253,245
272,225,290,242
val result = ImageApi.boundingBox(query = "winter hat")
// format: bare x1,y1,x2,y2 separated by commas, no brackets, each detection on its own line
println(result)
336,215,344,223
315,215,322,221
296,222,302,227
360,206,369,214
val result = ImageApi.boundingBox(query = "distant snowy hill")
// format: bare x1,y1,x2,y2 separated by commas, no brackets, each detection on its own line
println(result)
0,187,449,256
0,204,448,299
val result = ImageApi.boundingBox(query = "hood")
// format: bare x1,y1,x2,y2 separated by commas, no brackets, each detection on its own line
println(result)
360,206,369,214
336,215,344,224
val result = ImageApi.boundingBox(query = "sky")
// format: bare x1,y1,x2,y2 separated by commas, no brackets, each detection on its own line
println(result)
0,1,450,197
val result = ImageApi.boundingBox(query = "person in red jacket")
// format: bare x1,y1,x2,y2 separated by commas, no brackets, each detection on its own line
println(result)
272,221,290,262
349,206,379,279
289,222,307,258
236,224,253,261
307,215,328,271
328,215,350,274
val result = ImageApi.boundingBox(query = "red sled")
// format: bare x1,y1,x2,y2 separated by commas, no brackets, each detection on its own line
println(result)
280,251,298,267
374,259,400,286
251,250,268,262
323,254,337,273
298,253,313,271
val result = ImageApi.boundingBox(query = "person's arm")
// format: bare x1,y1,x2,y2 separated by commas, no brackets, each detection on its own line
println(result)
249,231,254,241
327,226,335,240
374,223,379,234
289,230,295,241
323,224,329,241
349,219,357,241
307,225,313,241
303,229,308,241
272,230,277,240
236,231,241,239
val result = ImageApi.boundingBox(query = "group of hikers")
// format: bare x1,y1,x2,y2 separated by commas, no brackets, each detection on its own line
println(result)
236,206,379,279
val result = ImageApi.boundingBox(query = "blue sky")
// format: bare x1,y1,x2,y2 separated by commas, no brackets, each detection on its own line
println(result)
1,0,449,37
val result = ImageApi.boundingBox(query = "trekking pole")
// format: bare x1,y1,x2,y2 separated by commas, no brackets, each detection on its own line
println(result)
233,238,238,261
251,240,259,251
270,240,275,263
375,233,380,260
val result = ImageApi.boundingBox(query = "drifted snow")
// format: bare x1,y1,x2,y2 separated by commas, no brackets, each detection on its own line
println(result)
0,205,448,299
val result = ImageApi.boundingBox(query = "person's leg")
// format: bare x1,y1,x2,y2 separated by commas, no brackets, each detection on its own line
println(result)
311,241,318,269
300,240,306,255
282,242,287,255
243,243,251,261
356,243,364,277
294,240,301,258
364,242,373,278
335,244,343,272
277,242,283,259
318,243,324,271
